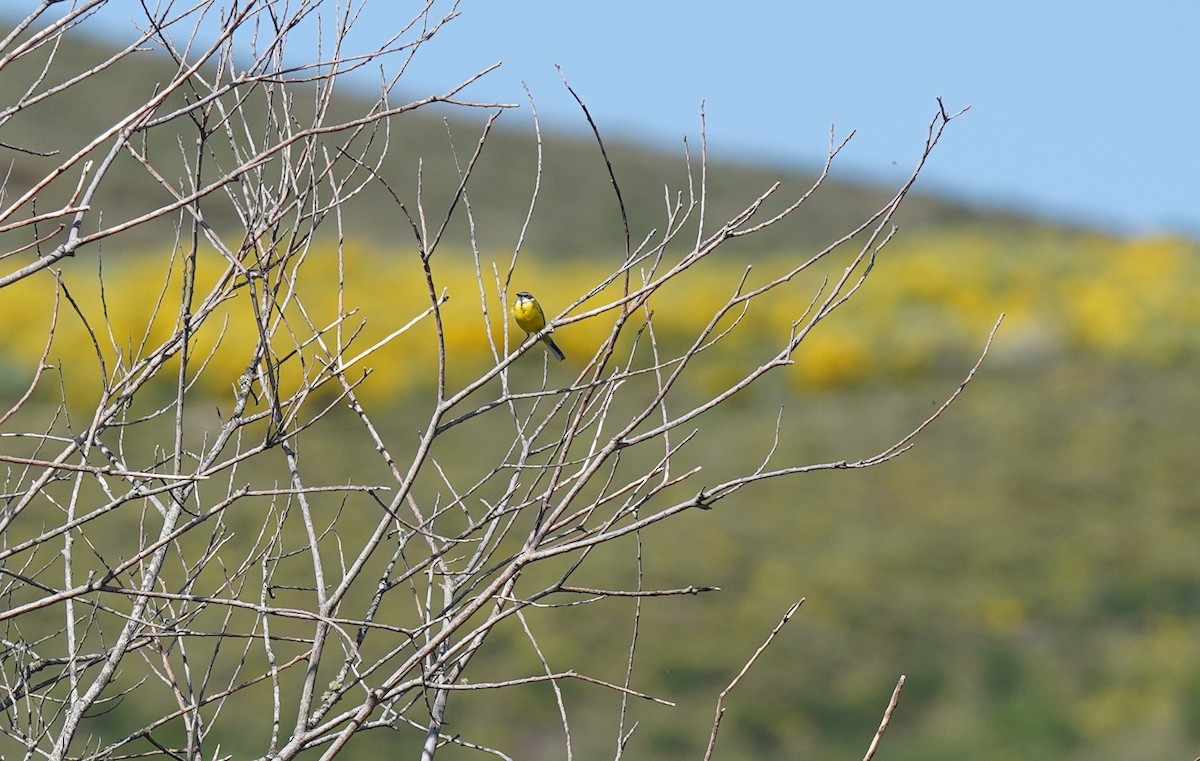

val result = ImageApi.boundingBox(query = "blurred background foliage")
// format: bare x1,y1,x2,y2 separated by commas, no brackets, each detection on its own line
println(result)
1,17,1198,761
3,228,1197,761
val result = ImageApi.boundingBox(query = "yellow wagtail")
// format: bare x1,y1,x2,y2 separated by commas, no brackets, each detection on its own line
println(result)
512,291,565,361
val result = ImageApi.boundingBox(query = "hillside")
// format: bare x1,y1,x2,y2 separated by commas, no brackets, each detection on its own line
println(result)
2,17,1070,261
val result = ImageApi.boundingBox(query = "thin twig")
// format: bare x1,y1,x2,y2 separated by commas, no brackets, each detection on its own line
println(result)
863,675,906,761
702,599,804,761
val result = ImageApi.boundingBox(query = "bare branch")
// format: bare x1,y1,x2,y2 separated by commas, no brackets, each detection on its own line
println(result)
702,599,805,761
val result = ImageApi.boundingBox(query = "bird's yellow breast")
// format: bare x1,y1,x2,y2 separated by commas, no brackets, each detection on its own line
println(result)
513,298,546,333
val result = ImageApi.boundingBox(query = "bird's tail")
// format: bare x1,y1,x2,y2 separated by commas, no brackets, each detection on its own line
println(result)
542,335,565,361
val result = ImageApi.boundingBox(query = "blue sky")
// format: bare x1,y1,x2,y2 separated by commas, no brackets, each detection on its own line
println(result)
29,1,1200,236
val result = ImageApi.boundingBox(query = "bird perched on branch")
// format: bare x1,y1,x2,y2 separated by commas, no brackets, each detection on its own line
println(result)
512,291,565,361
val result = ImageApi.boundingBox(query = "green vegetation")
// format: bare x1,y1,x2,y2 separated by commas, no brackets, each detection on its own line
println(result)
3,228,1197,760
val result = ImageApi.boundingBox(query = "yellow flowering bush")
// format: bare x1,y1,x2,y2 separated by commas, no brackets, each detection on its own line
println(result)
2,230,1197,404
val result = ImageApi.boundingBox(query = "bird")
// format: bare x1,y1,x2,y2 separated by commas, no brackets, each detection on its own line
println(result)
512,291,565,361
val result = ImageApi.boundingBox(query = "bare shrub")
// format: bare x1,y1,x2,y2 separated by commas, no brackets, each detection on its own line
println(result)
0,2,992,759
